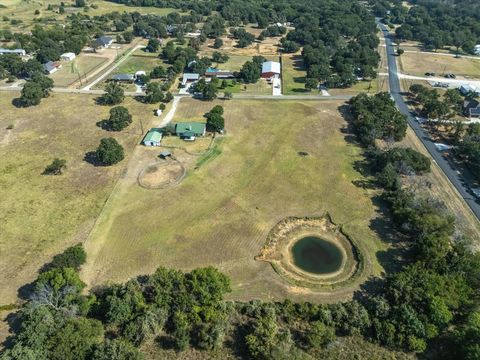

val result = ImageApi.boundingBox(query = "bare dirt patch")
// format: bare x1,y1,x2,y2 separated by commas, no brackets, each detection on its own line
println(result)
138,161,186,189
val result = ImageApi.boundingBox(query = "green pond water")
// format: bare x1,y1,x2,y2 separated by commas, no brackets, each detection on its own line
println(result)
291,236,343,274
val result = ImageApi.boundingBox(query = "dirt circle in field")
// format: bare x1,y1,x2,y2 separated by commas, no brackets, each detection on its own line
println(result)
137,161,186,189
255,215,363,289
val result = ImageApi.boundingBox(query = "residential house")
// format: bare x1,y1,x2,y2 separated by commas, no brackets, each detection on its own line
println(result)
43,61,61,74
175,122,206,141
205,68,235,79
261,61,281,79
182,73,200,86
464,99,480,119
60,52,76,61
92,36,113,49
143,129,163,146
0,48,26,56
111,73,135,82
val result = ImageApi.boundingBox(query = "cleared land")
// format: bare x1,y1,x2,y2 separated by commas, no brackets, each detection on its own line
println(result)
0,0,175,31
398,51,480,78
82,98,388,303
50,55,108,87
0,92,156,305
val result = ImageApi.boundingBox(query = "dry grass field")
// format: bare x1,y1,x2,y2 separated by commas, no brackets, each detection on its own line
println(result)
0,0,175,31
50,55,108,87
0,92,156,305
398,51,480,78
82,98,388,303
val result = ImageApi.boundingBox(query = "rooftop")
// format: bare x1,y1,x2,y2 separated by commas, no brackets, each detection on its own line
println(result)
144,129,162,143
262,61,281,74
112,73,134,81
175,122,206,135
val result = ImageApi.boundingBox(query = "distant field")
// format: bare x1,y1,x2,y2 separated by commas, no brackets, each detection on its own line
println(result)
0,92,156,305
398,51,480,78
0,0,176,31
50,56,108,87
82,98,387,303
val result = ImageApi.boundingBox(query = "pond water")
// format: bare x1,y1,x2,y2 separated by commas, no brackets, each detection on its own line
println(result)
291,236,343,274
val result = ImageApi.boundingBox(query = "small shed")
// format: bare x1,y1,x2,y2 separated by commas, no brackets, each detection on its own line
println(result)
261,61,281,78
60,52,76,61
43,61,61,74
159,150,172,159
143,129,163,146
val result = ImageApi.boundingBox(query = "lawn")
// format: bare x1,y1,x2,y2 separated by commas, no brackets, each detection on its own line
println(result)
398,51,480,78
0,92,156,305
50,55,108,87
114,50,166,75
82,98,388,303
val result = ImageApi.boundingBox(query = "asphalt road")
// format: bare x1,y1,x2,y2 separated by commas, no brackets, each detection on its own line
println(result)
378,20,480,220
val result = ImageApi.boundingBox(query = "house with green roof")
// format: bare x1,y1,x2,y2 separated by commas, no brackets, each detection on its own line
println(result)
175,122,206,141
143,128,162,146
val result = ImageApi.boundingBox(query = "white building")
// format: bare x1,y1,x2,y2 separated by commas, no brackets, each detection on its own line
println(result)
474,45,480,55
0,48,26,56
261,61,281,78
460,84,478,96
60,52,76,61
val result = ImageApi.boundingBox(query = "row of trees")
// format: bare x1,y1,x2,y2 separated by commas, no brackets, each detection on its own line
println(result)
348,92,480,355
385,0,480,53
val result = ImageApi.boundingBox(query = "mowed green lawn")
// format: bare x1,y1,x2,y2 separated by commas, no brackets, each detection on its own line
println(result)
114,51,166,75
83,98,387,303
0,92,156,304
50,56,108,87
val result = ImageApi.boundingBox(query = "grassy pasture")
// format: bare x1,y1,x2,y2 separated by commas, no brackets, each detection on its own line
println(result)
0,0,175,31
398,51,480,78
114,50,165,75
0,92,156,305
82,98,388,303
50,55,108,87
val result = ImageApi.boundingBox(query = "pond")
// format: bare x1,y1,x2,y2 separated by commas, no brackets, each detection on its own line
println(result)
291,236,343,274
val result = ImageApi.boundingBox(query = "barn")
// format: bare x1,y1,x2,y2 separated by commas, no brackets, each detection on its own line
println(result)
261,61,281,79
143,129,163,146
60,52,76,61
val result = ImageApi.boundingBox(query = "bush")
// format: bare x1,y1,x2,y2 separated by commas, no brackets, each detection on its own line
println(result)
43,158,67,175
109,106,132,131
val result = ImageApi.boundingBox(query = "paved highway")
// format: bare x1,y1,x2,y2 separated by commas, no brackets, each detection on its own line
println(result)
378,20,480,220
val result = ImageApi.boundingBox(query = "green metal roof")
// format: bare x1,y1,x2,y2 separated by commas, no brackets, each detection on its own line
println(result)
175,122,205,135
144,129,162,143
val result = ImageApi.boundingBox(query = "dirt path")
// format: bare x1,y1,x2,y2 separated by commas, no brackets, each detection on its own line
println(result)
82,42,145,91
80,97,183,288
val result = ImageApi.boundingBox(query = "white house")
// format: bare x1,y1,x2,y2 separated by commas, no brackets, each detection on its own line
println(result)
460,84,478,96
0,48,26,56
474,45,480,55
60,52,76,61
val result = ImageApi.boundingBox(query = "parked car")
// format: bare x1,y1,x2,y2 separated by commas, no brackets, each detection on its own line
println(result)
444,73,456,79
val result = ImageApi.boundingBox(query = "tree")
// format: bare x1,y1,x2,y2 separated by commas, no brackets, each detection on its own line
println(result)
150,66,166,79
46,244,86,271
224,91,232,100
109,106,132,131
75,0,86,7
144,82,163,103
47,317,103,360
213,38,223,49
145,38,160,53
396,48,404,56
164,91,174,103
305,77,318,90
43,158,67,175
102,83,124,105
239,60,262,83
92,339,145,360
20,81,43,106
95,138,124,165
172,311,190,351
306,321,335,349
